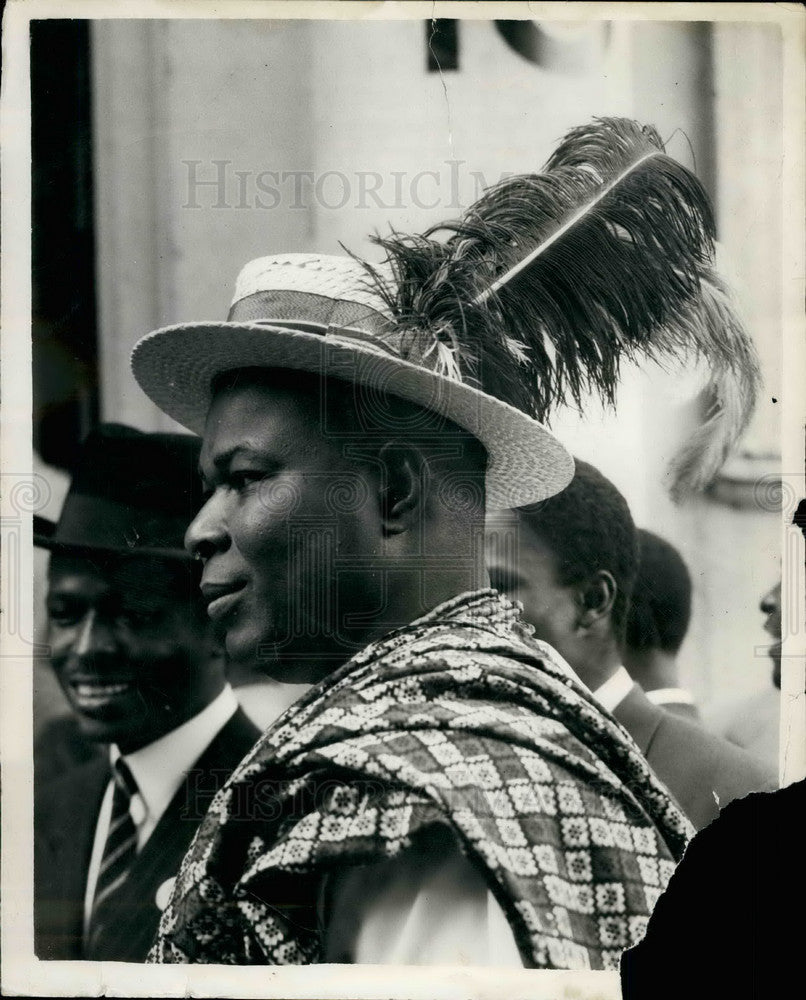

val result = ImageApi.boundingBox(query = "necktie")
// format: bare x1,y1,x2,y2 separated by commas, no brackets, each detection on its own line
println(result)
85,757,141,957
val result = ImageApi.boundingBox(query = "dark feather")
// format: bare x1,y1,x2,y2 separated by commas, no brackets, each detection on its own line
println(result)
355,117,760,499
350,232,538,416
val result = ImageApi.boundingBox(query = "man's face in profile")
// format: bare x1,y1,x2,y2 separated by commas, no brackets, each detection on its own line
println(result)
760,579,782,688
188,380,383,679
485,513,580,668
47,553,216,752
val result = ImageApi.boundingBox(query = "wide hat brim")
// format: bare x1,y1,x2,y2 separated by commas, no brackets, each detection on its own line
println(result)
33,514,192,561
131,322,574,508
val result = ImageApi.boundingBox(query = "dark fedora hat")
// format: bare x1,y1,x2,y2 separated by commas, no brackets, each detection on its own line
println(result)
34,423,203,560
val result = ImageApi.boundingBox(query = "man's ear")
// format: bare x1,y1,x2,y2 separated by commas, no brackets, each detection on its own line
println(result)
576,570,617,629
377,441,423,535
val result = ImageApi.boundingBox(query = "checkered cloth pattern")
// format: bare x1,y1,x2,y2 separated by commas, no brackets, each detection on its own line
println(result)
148,591,692,969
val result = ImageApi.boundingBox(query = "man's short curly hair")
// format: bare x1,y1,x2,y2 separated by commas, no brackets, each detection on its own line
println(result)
624,529,692,655
518,459,638,641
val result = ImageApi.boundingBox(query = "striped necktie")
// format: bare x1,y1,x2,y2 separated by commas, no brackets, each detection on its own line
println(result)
85,756,141,956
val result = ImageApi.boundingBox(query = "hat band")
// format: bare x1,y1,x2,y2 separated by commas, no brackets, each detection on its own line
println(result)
227,288,471,383
229,288,411,360
228,288,391,334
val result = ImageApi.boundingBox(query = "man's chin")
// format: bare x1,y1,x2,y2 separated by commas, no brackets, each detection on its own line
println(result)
68,695,157,748
74,714,133,747
226,630,356,684
224,626,271,671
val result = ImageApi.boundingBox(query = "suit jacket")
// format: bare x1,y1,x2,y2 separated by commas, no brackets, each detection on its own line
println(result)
613,683,777,830
34,713,104,787
34,707,260,962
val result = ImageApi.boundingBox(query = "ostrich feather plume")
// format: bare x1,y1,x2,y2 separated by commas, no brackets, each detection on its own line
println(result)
356,118,761,500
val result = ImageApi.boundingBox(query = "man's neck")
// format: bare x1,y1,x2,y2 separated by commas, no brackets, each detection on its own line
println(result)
623,649,680,692
116,678,227,755
272,570,484,685
382,570,480,634
574,641,623,693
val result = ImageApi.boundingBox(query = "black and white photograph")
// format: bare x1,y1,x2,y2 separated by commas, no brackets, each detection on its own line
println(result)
1,3,804,998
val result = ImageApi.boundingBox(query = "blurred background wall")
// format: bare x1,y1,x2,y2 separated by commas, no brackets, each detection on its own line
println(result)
32,16,785,728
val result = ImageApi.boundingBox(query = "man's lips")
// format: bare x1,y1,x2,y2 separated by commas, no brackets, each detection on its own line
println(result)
200,580,246,622
66,677,137,710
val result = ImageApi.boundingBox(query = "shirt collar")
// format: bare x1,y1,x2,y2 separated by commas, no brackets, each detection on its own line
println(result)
645,687,696,707
593,665,635,713
111,685,238,828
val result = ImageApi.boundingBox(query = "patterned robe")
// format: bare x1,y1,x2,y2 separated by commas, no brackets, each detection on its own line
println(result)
149,591,693,969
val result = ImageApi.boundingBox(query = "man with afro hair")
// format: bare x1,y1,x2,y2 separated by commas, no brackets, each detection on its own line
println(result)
486,460,776,829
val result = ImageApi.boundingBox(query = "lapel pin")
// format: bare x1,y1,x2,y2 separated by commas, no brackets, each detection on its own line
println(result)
155,877,176,912
129,792,147,827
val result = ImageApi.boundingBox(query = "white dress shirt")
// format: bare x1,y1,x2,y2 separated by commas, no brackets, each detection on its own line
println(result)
83,685,238,930
234,680,310,732
592,665,635,713
321,825,524,966
645,687,697,708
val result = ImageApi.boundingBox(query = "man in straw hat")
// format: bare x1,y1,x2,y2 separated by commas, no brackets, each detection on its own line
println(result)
34,424,260,961
132,119,760,968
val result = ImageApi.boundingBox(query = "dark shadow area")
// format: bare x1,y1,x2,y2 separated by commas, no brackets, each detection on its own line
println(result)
31,19,99,471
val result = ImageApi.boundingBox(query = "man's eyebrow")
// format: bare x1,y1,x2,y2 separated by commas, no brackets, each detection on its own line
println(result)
199,445,281,480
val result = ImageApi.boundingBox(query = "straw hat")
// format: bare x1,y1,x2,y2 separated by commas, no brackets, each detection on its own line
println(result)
130,254,574,508
132,118,761,508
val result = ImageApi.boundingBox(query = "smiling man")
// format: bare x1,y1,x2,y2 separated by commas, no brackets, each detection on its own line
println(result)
34,425,260,961
47,554,221,749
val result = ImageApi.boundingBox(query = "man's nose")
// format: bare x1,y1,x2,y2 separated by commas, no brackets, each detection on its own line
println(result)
185,490,231,561
760,584,780,616
74,608,116,657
